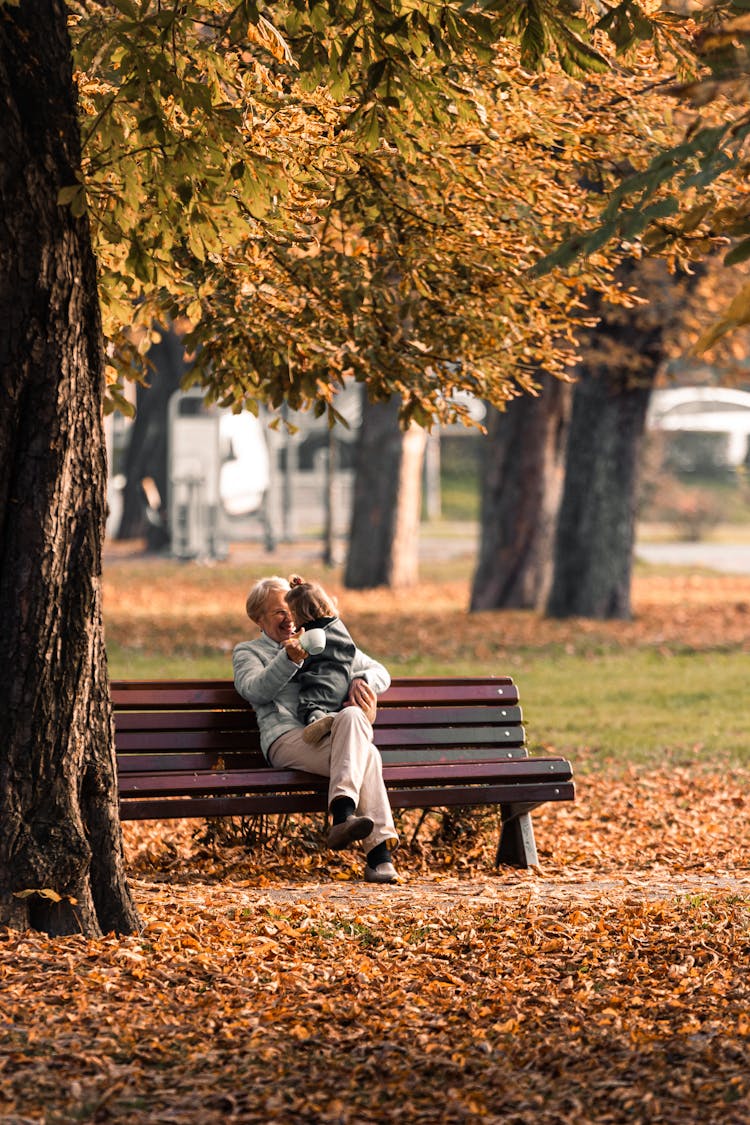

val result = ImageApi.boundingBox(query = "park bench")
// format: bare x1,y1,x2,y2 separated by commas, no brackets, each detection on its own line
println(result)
113,677,575,868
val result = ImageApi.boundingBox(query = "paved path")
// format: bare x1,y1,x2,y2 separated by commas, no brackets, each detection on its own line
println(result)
165,871,750,915
223,535,750,573
105,524,750,575
636,541,750,575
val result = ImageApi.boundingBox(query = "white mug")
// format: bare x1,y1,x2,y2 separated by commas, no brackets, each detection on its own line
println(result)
299,627,326,656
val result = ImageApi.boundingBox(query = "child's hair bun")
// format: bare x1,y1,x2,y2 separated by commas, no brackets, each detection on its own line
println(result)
288,574,305,588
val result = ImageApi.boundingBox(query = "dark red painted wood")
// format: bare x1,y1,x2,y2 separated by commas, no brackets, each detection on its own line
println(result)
112,677,515,693
111,678,520,710
114,704,523,736
118,781,575,822
118,757,572,798
117,751,266,773
115,724,524,753
116,746,537,775
115,711,256,732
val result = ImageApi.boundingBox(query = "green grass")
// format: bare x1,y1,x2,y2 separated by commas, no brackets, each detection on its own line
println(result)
517,649,750,771
108,644,750,772
108,645,233,680
438,476,480,521
682,472,750,524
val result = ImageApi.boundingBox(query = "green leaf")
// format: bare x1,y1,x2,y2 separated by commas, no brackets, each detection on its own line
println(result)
107,0,139,17
677,200,713,233
363,108,380,150
58,183,87,216
339,29,359,72
57,184,81,205
520,2,549,69
724,237,750,266
366,58,387,92
722,216,750,238
551,18,611,77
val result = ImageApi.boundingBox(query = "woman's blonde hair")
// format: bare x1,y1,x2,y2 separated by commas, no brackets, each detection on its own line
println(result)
245,575,290,623
285,574,337,625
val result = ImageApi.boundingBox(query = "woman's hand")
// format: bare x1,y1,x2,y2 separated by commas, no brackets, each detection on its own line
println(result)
346,678,377,723
283,632,307,664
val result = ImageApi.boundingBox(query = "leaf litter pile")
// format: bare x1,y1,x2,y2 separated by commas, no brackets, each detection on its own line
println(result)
2,560,749,1123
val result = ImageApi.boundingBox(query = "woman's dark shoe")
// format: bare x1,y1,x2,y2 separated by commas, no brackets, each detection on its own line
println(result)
364,861,398,884
327,814,374,850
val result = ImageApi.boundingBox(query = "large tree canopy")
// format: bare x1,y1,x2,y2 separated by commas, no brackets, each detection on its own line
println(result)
66,0,708,426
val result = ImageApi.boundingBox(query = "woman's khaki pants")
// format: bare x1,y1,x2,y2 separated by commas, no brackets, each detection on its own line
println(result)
267,706,398,852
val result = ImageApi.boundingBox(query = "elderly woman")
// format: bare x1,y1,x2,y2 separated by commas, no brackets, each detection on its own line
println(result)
232,575,398,884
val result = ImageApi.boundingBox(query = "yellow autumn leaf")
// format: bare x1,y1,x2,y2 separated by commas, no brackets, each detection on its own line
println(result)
695,280,750,353
13,888,63,902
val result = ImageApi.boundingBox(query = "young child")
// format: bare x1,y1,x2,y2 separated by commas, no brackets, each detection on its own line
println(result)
285,574,358,744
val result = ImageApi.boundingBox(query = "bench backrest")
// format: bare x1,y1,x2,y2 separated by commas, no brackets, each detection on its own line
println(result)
113,677,526,775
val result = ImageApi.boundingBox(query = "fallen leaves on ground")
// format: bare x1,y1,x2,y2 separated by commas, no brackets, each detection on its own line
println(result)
102,560,750,659
4,554,746,1120
2,770,749,1124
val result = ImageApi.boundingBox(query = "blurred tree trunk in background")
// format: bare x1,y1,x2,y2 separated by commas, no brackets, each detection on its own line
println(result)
546,360,656,619
345,393,426,588
116,327,187,545
546,260,680,620
471,375,573,611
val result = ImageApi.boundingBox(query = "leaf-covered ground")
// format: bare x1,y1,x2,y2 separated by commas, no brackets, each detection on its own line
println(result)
101,550,750,661
2,552,748,1122
2,769,749,1124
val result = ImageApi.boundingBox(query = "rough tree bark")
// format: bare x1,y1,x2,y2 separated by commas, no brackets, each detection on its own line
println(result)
546,363,656,619
345,394,426,589
0,0,140,936
470,375,573,611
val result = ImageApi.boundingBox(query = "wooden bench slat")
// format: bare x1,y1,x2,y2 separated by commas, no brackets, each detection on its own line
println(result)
119,794,331,820
112,688,243,710
119,781,575,823
381,684,518,704
111,679,520,709
377,704,523,726
115,743,534,773
117,751,265,772
115,723,524,755
379,725,525,747
116,731,261,753
115,711,256,732
119,757,572,797
113,703,524,735
112,677,515,691
387,780,575,810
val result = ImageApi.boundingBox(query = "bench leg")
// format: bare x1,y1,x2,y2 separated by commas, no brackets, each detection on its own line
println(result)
495,807,539,869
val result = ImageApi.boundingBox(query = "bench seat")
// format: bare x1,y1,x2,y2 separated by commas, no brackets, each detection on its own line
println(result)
113,677,575,868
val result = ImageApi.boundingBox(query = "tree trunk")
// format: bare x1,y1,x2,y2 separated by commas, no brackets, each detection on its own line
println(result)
545,288,663,620
0,0,140,936
116,326,187,545
344,394,426,588
470,375,573,611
